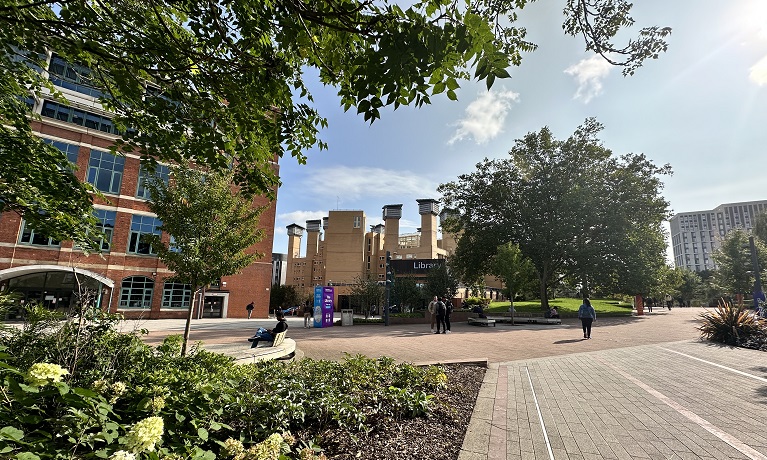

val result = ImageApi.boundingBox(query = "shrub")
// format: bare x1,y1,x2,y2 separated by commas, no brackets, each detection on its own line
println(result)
698,301,764,345
464,297,490,307
1,312,447,459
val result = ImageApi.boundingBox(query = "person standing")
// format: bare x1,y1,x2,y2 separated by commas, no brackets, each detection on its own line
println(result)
578,298,596,339
435,298,447,334
427,296,439,332
443,297,453,333
246,301,255,319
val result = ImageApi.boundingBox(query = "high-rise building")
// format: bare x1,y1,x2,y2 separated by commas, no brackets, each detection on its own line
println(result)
0,53,276,319
669,200,767,272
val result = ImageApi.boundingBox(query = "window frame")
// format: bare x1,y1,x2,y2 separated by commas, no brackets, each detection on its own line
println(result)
87,149,124,195
119,276,154,309
127,215,162,255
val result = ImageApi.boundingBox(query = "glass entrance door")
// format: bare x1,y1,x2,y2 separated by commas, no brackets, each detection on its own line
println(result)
202,296,224,318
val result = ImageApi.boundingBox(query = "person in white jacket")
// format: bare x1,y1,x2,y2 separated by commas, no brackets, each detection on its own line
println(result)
427,296,439,332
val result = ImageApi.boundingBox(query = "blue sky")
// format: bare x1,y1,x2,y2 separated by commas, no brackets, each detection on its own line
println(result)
271,0,767,258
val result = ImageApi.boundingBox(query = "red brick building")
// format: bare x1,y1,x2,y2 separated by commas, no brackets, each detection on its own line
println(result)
0,55,276,320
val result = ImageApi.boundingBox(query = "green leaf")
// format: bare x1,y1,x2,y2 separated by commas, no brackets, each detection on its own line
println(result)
446,89,458,101
197,428,208,441
0,427,23,442
16,453,41,460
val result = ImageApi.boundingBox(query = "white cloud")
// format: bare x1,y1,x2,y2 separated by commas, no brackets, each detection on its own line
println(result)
307,166,438,201
275,210,326,227
749,54,767,85
447,89,519,145
564,55,613,103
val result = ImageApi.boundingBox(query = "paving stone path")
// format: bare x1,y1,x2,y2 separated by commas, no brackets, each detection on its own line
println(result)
132,307,767,459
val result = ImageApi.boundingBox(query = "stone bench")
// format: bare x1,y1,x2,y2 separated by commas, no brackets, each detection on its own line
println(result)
237,331,296,363
493,314,562,325
468,317,496,327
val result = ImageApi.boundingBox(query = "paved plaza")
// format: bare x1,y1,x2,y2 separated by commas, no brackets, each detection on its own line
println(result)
131,308,767,459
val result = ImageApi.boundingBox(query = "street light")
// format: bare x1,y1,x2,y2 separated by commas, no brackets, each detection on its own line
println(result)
747,236,765,310
384,251,393,326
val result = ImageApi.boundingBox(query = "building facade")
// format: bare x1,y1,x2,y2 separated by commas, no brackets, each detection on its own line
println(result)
0,53,276,320
284,199,502,309
271,253,287,286
669,199,767,272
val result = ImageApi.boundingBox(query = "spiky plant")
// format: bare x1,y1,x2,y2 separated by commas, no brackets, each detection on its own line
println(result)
698,300,764,345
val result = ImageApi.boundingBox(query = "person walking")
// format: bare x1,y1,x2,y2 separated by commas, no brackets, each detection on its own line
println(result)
246,301,255,319
578,298,596,339
443,297,453,333
303,300,313,328
435,298,447,334
427,296,439,332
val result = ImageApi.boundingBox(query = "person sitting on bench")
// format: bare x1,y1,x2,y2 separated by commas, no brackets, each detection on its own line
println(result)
249,311,288,348
472,304,487,319
545,307,560,319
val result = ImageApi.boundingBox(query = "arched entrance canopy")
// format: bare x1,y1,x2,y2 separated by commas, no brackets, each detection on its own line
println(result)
0,265,114,288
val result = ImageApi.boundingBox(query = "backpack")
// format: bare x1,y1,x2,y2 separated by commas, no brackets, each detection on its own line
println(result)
444,301,453,315
437,301,446,315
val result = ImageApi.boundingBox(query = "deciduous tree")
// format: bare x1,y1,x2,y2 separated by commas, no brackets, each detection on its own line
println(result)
1,0,669,241
489,242,536,308
145,163,264,355
424,261,459,300
712,229,767,299
349,274,384,317
440,119,671,309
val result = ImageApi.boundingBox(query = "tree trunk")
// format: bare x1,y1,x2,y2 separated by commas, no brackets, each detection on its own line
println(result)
181,284,199,356
540,281,549,310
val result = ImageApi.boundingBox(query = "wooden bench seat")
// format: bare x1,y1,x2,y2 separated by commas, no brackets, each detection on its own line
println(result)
468,317,496,327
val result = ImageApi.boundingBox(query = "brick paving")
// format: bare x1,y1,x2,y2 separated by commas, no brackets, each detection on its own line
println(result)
132,307,767,459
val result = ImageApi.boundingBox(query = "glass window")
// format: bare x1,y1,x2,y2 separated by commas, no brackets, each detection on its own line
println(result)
94,209,116,251
162,281,191,308
119,276,154,309
127,215,162,255
353,216,361,228
87,149,124,194
18,220,60,247
136,164,170,199
40,101,119,134
48,55,106,99
43,139,79,164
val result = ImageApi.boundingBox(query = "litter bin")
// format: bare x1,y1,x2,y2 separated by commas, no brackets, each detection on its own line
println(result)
341,309,354,326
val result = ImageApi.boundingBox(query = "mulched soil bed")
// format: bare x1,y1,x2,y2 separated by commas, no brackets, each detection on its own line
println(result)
312,363,486,460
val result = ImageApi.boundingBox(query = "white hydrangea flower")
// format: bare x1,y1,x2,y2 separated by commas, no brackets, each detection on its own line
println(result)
222,438,245,459
109,450,136,460
125,416,164,452
150,396,166,413
27,363,69,386
111,381,127,395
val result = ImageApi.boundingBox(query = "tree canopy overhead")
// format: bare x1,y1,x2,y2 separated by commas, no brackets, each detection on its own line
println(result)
439,119,671,308
1,0,670,244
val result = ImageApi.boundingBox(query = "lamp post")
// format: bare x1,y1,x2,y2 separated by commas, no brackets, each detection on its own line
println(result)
385,251,392,326
749,236,765,310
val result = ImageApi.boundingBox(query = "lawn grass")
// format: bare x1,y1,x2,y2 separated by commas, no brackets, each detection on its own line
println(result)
487,298,633,316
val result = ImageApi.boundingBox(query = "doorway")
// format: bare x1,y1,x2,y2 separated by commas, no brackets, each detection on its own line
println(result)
202,295,224,318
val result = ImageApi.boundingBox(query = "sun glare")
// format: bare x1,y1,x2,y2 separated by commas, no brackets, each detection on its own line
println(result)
739,1,767,41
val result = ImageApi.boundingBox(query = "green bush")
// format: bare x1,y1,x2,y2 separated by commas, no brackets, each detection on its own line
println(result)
698,301,765,345
0,311,448,459
464,297,490,307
